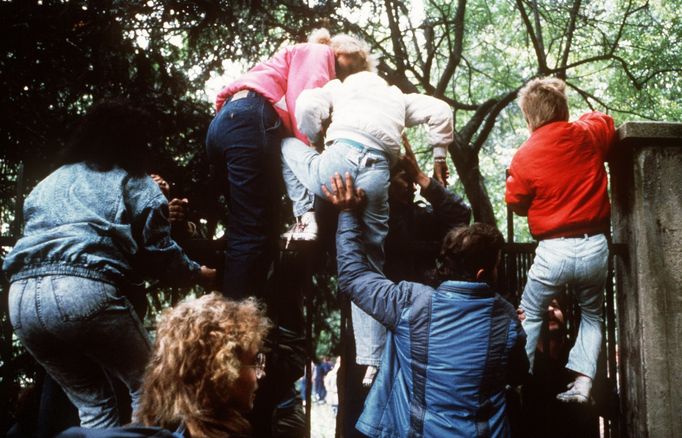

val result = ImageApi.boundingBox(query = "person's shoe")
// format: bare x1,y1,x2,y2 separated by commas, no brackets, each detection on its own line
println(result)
362,365,378,387
282,211,318,242
556,375,592,404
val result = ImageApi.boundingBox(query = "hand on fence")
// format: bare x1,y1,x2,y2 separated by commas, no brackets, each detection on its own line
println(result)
151,174,170,198
198,265,218,289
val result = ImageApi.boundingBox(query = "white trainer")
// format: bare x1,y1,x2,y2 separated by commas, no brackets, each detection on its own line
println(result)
282,211,318,243
556,375,592,404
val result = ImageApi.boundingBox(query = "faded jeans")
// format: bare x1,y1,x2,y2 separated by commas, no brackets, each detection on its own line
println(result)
520,234,608,379
281,137,389,366
8,276,152,428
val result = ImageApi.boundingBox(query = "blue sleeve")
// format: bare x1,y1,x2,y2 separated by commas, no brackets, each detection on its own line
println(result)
420,177,471,231
336,211,411,330
507,318,529,385
127,177,201,286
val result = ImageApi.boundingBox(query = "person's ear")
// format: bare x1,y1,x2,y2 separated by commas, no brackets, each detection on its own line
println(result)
475,269,486,281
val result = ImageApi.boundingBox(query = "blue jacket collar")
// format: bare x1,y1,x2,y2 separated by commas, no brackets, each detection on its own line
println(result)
437,280,495,298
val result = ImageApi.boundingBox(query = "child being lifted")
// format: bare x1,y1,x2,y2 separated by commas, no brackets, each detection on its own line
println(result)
280,66,453,382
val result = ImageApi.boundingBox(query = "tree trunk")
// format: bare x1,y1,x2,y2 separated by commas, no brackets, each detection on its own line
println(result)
449,142,496,225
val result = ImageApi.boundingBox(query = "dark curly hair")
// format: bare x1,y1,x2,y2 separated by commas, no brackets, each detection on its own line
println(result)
61,99,154,176
436,222,505,283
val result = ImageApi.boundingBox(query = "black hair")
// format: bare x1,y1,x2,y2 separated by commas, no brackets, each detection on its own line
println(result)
436,222,505,283
61,99,154,176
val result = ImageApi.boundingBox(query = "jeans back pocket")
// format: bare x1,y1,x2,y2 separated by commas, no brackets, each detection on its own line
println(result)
50,276,114,322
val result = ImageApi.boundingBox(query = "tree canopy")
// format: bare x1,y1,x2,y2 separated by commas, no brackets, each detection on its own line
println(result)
1,0,680,233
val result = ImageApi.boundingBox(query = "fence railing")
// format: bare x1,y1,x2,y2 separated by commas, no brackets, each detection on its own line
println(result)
0,164,623,437
499,241,623,438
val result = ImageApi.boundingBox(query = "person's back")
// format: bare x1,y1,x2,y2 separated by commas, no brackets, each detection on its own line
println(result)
3,100,214,429
4,163,190,285
354,279,524,437
507,112,613,239
505,77,615,404
324,173,527,437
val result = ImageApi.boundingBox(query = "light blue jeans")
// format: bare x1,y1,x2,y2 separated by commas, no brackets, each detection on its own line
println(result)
520,234,608,379
281,137,390,366
8,275,152,428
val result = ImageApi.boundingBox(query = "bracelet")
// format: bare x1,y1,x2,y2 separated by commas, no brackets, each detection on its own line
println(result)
434,157,447,162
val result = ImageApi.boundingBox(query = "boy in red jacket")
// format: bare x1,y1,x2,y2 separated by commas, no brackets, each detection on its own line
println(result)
505,77,615,403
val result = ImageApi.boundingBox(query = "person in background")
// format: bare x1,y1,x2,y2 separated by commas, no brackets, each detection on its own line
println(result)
516,299,603,437
325,172,527,437
384,136,471,285
324,357,341,415
3,99,216,429
150,174,198,240
505,77,615,403
313,357,333,403
206,27,372,300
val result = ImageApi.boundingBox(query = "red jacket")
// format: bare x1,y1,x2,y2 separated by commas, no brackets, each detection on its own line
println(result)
505,112,616,239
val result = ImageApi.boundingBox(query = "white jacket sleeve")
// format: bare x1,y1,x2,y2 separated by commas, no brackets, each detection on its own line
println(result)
404,93,454,159
295,80,340,145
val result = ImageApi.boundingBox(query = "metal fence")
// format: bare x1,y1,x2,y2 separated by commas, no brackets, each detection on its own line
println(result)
501,204,622,437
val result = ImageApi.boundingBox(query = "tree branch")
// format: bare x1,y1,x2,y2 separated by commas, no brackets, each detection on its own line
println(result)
435,0,467,97
566,81,655,120
557,0,582,79
472,90,519,152
515,0,548,74
384,0,407,75
460,98,499,145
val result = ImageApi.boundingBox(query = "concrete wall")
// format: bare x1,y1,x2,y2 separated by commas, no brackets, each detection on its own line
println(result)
610,122,682,438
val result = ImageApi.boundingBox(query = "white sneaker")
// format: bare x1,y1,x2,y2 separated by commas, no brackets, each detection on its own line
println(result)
556,375,592,404
282,211,318,243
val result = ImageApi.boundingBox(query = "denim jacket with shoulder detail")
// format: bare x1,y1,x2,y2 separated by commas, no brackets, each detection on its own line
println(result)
3,163,200,287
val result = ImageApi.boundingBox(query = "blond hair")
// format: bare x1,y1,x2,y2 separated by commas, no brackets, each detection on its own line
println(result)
518,77,569,131
308,27,376,77
136,293,272,437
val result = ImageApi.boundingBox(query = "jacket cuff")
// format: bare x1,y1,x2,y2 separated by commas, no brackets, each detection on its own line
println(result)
433,146,447,159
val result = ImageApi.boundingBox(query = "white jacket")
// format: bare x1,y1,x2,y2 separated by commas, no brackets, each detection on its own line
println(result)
295,71,453,161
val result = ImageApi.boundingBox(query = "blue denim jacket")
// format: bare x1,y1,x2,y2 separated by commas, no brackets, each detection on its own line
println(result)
3,163,200,287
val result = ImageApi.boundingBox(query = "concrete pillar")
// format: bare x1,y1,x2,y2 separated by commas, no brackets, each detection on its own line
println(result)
610,122,682,438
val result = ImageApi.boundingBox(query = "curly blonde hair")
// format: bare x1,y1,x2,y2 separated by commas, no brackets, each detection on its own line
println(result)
136,293,272,437
518,77,569,132
308,27,376,78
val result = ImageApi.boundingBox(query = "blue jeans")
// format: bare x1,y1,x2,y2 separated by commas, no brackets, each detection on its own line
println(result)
8,276,151,428
206,91,283,299
281,137,389,366
520,234,608,379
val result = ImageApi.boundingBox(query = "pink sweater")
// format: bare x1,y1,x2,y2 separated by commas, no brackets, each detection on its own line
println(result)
215,43,336,145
